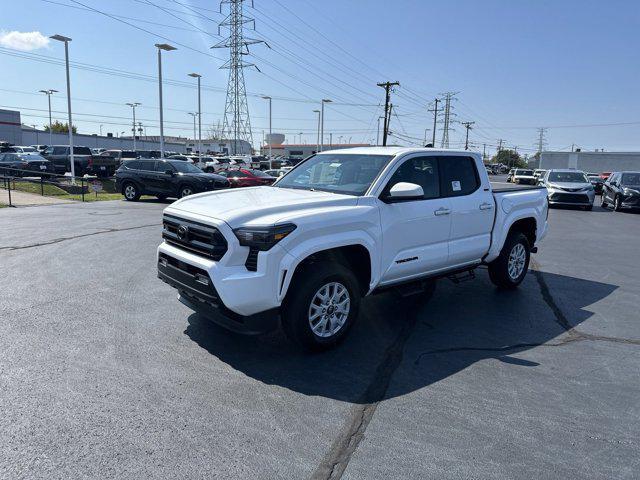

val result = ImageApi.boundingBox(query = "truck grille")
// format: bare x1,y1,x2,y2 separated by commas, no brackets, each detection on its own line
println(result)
158,253,219,307
162,214,228,260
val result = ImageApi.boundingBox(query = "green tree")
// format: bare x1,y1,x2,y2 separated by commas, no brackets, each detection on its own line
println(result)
490,149,527,168
44,120,77,134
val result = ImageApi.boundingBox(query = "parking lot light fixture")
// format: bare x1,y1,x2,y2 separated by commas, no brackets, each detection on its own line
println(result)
320,99,332,152
50,34,75,180
188,73,202,163
313,110,320,153
126,102,141,151
155,43,177,159
39,89,58,146
261,96,272,169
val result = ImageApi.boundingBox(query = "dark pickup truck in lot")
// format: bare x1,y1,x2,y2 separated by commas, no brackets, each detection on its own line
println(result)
42,145,95,177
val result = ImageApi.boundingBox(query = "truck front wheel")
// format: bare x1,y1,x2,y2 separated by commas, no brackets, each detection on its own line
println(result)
282,261,361,351
488,232,530,289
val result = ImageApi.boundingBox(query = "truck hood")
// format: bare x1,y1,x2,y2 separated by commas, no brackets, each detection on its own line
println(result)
166,186,359,228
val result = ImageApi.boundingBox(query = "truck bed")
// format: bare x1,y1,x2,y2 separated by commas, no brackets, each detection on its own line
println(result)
490,182,544,193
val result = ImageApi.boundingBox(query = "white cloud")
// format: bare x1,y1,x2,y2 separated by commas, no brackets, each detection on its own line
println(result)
0,31,50,51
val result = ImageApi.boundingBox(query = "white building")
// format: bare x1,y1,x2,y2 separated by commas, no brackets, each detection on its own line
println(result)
540,151,640,173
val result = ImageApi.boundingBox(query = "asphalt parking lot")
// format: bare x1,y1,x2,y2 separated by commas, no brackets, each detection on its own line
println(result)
1,194,639,479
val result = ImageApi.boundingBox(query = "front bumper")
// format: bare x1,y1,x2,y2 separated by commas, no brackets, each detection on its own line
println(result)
157,253,279,334
548,190,595,206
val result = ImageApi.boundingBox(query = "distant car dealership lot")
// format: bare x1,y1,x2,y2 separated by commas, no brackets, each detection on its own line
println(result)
0,198,638,479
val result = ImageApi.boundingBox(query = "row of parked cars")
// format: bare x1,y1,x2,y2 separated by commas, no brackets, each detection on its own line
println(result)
113,158,291,201
532,168,639,212
0,143,294,179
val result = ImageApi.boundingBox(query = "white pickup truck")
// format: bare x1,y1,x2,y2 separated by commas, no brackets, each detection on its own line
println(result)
158,147,548,350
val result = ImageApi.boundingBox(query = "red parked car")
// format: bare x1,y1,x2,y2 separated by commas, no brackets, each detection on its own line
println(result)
599,172,612,180
220,168,276,187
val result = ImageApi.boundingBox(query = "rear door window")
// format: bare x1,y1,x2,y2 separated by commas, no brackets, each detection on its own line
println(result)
125,161,141,170
53,147,67,155
138,161,156,171
438,156,480,197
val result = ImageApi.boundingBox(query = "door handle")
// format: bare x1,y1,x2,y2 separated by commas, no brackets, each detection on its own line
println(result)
434,207,451,216
479,202,494,210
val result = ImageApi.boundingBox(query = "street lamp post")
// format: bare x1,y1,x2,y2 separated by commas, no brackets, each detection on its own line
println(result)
126,102,141,151
39,89,58,146
188,113,197,153
261,96,272,169
188,73,202,162
155,43,177,159
320,99,332,152
376,116,385,146
49,34,75,179
423,127,430,146
313,110,320,153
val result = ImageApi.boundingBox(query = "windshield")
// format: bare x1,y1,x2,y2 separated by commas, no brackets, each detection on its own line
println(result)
275,153,393,196
122,151,137,158
548,171,588,183
515,169,534,175
172,162,202,173
621,173,640,186
20,154,46,161
249,169,271,178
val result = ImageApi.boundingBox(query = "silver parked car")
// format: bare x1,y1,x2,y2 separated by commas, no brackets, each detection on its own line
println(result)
540,169,595,210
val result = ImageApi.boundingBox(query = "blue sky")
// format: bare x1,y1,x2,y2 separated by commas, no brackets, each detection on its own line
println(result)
1,0,639,154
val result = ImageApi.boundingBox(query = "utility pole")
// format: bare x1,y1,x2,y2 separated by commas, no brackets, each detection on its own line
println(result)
126,102,141,151
535,127,548,154
483,143,487,161
497,139,504,152
377,81,400,146
462,121,475,150
428,98,440,146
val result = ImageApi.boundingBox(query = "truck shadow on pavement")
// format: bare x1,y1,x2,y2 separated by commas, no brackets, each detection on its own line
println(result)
184,270,617,404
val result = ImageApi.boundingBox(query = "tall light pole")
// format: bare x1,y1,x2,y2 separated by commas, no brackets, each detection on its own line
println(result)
320,99,332,152
261,96,272,169
155,43,177,158
376,116,384,146
188,73,202,162
188,113,197,153
299,132,304,144
39,89,57,146
50,34,75,179
99,124,103,136
313,109,320,153
126,102,141,151
423,127,430,146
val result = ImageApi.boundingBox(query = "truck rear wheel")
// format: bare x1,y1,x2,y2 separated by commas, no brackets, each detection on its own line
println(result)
282,261,361,351
488,232,530,289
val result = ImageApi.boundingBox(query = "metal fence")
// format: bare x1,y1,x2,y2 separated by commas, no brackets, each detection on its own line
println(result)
0,167,116,207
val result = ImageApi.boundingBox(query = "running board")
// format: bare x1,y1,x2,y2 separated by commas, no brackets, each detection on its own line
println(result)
394,280,432,297
447,269,476,284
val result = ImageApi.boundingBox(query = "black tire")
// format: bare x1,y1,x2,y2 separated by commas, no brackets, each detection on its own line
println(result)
585,205,593,211
282,261,361,351
601,194,608,208
488,232,530,289
179,185,195,198
613,195,622,212
156,195,167,201
122,182,140,201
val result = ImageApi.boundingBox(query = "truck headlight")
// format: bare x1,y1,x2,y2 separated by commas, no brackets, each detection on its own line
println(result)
233,223,296,251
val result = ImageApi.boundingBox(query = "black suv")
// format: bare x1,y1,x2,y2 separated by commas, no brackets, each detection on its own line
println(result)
601,171,640,211
115,158,229,201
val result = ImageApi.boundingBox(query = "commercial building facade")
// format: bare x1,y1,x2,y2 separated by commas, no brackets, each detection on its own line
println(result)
260,143,372,159
540,151,640,173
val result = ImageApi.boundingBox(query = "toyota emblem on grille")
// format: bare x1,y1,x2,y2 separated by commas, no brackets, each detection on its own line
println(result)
177,225,189,241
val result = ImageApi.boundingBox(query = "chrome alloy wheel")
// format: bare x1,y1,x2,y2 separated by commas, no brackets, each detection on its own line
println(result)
124,185,136,199
180,187,193,197
508,243,526,280
308,282,350,338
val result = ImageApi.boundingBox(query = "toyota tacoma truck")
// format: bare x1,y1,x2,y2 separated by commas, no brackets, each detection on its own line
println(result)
158,147,548,350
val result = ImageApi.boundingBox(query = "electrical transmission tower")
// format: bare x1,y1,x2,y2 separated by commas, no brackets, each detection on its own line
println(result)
439,92,458,148
212,0,265,155
535,127,548,154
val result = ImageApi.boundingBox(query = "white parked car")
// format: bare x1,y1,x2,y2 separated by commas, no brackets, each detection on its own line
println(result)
512,169,537,185
13,146,38,153
197,156,230,173
158,147,549,350
539,169,595,210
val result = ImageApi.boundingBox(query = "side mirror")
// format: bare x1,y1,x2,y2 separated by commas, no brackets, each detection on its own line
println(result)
164,169,174,176
384,182,424,202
